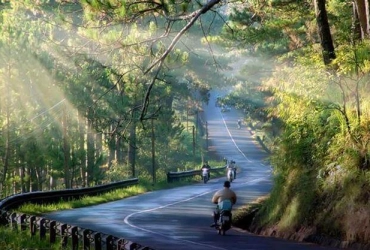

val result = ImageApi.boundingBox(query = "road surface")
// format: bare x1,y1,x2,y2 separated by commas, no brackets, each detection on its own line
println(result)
45,91,337,250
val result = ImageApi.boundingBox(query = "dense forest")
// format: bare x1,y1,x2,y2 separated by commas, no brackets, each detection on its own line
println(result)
0,0,369,246
0,0,225,195
220,0,370,246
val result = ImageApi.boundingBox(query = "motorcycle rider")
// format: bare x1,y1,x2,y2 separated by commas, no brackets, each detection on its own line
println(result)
227,160,237,179
201,161,211,180
229,160,236,179
210,181,237,227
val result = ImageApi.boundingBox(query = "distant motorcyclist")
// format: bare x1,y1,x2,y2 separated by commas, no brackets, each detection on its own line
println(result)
227,160,237,179
201,161,211,180
237,119,242,129
230,160,236,179
210,181,237,227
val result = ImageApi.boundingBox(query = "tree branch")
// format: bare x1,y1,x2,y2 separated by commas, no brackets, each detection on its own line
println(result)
144,0,221,74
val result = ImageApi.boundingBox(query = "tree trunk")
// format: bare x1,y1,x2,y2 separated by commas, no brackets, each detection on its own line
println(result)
354,0,370,39
96,132,102,164
0,62,12,197
117,136,124,165
25,167,30,192
314,0,336,65
352,2,363,43
87,118,95,186
108,127,115,169
128,121,137,177
62,106,71,188
78,110,86,187
29,167,38,192
20,164,25,193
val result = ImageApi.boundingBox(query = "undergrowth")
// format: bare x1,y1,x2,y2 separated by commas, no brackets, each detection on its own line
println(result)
0,227,63,249
237,163,370,245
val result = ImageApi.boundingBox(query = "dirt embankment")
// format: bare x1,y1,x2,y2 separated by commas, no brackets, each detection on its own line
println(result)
229,123,370,250
233,201,370,250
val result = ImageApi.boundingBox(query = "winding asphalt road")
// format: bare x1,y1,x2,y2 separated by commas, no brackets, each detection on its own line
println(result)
44,91,337,250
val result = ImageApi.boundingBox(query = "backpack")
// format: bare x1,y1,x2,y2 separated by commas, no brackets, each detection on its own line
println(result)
218,200,232,211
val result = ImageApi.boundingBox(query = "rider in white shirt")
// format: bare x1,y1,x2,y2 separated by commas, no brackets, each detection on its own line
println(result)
201,161,211,179
227,160,237,179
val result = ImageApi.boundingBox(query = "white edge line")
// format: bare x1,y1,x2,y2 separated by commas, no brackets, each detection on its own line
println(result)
123,177,267,249
220,112,252,163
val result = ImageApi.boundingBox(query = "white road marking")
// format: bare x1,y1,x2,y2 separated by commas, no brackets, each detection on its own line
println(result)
123,177,267,249
220,111,252,163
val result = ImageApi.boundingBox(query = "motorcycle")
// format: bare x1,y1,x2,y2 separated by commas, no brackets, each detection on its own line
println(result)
227,167,235,182
214,200,233,235
237,120,241,129
221,105,231,112
216,210,232,235
202,168,210,184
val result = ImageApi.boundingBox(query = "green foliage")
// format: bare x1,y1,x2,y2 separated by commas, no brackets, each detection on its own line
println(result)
18,184,149,215
222,0,313,56
1,0,370,245
334,41,370,75
17,168,223,216
0,226,62,249
248,32,370,240
252,168,318,231
0,0,222,197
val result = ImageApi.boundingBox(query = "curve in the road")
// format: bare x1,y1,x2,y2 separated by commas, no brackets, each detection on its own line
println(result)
220,111,252,163
124,189,228,250
123,176,268,250
44,90,338,250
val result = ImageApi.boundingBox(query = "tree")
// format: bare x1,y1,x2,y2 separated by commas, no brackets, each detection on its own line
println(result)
314,0,336,65
0,0,240,196
77,0,225,119
353,0,370,40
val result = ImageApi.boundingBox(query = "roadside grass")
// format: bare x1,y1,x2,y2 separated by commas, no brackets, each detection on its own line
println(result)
1,159,227,250
17,177,195,215
232,196,268,230
0,227,63,249
16,163,225,215
237,163,370,246
246,169,318,232
0,175,211,249
17,183,150,215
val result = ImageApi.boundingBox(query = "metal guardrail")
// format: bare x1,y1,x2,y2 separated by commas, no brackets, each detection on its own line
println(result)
167,166,226,183
0,178,153,249
3,211,153,250
0,178,139,211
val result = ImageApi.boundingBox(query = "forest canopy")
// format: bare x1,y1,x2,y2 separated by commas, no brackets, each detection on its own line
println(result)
0,2,370,235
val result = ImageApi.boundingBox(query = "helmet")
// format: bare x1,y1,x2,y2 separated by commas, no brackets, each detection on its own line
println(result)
224,181,230,188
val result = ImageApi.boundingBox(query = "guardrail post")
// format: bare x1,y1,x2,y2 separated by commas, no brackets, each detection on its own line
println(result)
39,218,46,239
61,224,68,247
50,220,56,244
71,226,78,249
129,242,141,250
83,229,90,249
167,172,171,183
10,213,17,229
94,232,102,250
20,214,27,231
106,235,113,250
117,238,125,249
0,211,8,226
30,216,36,236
